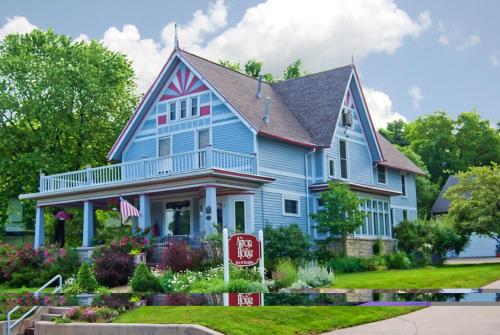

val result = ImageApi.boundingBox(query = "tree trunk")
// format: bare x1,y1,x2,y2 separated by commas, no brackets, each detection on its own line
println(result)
342,233,348,257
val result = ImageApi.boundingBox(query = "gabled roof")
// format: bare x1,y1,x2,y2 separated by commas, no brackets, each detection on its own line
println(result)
376,133,425,175
180,50,316,147
272,65,353,146
431,175,458,214
109,48,423,176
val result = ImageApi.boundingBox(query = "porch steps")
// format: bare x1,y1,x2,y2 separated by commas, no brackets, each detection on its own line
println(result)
21,307,72,335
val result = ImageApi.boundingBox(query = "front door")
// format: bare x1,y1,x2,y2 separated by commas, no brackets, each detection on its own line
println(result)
165,200,191,236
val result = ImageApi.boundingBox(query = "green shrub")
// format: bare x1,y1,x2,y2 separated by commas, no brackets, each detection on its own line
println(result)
363,256,387,271
76,263,98,293
226,279,253,293
264,224,312,271
327,257,368,274
373,238,384,256
385,251,411,270
130,264,162,293
272,259,298,290
296,261,334,288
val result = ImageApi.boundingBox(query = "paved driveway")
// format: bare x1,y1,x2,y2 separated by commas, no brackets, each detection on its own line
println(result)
325,280,500,335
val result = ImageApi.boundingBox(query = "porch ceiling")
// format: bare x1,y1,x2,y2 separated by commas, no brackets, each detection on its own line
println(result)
21,169,274,206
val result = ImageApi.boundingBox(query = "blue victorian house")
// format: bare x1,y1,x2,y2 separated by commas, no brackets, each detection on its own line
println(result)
21,45,423,255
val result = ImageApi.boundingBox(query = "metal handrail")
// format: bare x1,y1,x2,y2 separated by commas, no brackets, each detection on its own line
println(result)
6,275,63,335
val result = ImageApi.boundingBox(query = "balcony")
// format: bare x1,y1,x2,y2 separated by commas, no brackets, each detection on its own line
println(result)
39,147,256,193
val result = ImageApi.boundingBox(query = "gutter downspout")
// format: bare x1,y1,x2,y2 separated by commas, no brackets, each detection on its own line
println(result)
305,148,316,236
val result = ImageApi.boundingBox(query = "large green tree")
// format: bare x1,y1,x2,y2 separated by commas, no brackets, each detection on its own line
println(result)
378,119,410,147
310,181,366,256
446,164,500,243
0,29,139,227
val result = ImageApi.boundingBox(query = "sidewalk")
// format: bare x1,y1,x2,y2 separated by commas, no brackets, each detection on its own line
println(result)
324,280,500,335
445,257,500,265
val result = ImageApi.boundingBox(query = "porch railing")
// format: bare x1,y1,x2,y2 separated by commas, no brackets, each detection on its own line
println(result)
39,148,256,193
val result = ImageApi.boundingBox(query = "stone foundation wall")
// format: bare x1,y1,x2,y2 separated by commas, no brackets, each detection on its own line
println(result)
323,238,396,257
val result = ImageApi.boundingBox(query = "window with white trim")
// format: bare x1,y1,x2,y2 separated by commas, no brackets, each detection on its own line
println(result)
180,99,187,119
191,96,198,117
169,102,176,121
328,158,335,178
377,165,386,184
339,139,348,179
357,198,391,237
282,195,300,216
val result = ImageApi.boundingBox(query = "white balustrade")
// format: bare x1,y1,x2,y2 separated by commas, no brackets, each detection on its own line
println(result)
39,149,256,192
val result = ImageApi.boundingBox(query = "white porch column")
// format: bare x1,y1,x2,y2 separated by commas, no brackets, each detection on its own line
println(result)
82,200,94,247
34,205,45,249
204,186,217,234
139,194,151,234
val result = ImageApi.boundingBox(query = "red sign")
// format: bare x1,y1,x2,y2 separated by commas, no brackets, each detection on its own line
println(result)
228,233,261,266
228,293,261,306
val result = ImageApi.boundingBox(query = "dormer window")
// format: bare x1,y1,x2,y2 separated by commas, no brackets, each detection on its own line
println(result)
169,102,176,121
341,108,353,127
180,99,187,119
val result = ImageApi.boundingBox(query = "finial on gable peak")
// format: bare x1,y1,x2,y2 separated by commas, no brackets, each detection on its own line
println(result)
351,54,355,66
174,23,179,50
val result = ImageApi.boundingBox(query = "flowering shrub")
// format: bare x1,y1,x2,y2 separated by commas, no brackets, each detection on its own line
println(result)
55,306,120,324
158,265,264,293
93,247,134,287
0,243,80,287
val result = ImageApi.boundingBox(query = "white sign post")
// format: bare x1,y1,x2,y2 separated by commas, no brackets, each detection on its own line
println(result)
222,228,265,306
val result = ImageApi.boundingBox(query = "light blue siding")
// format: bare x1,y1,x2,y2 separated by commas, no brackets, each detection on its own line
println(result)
258,137,308,176
213,122,253,154
253,190,307,232
123,138,156,161
173,131,195,154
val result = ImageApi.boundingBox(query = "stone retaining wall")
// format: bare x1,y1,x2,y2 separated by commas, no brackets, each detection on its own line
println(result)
323,238,396,257
35,321,223,335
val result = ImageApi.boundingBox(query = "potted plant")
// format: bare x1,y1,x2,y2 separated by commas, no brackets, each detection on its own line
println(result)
130,247,146,265
64,263,108,306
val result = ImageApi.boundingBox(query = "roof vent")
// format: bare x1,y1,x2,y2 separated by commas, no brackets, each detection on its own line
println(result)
256,75,263,99
263,97,270,123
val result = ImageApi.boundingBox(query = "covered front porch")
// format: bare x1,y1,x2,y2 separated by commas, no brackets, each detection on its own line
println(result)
21,169,273,250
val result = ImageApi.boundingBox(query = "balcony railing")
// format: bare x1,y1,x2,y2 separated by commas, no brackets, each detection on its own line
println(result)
39,147,256,193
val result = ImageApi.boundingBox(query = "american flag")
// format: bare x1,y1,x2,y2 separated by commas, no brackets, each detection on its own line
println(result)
120,196,141,220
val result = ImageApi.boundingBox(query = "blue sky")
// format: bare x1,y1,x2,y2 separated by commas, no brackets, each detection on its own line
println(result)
0,0,498,128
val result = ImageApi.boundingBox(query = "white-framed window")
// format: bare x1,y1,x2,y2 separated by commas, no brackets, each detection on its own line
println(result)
282,195,300,217
180,99,187,119
357,198,391,238
402,209,408,221
401,174,407,197
191,96,198,117
377,165,387,184
158,136,172,157
169,102,177,121
339,139,348,179
328,157,335,178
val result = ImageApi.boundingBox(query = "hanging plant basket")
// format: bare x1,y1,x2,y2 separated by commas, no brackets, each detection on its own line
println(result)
55,210,72,221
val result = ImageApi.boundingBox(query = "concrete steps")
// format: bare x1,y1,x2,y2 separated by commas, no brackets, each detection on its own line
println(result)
20,307,73,335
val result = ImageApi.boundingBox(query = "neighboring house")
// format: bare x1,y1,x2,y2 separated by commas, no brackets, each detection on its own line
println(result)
20,45,423,256
431,175,497,258
1,198,34,244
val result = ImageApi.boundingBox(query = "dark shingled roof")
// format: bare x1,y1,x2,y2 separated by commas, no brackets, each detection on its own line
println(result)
272,66,353,146
178,50,423,175
376,133,425,175
431,175,458,214
180,50,315,146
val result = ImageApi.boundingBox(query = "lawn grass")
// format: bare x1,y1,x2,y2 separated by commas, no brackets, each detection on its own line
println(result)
334,263,500,289
114,306,420,335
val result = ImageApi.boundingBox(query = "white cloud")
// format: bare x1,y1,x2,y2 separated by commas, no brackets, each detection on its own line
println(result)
101,0,227,92
0,16,37,40
408,85,423,109
438,34,449,46
96,0,431,92
74,34,90,43
489,54,499,68
364,88,406,129
457,34,480,51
